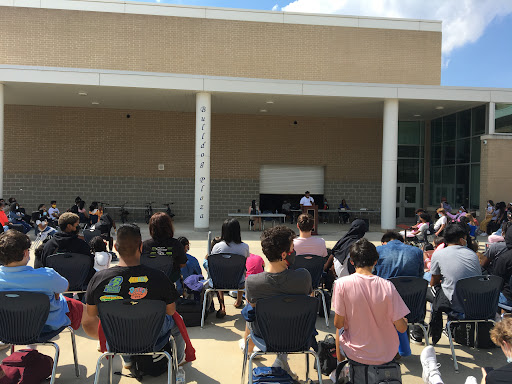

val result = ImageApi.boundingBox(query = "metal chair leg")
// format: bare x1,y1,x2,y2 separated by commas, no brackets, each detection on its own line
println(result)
446,321,459,372
311,351,324,384
68,326,80,377
162,351,173,384
201,288,212,328
46,342,60,384
416,323,430,346
93,353,106,384
317,288,329,327
306,353,310,381
108,354,113,384
241,336,250,384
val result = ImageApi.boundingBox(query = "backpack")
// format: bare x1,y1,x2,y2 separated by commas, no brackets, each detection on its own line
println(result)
452,322,497,349
176,297,204,327
335,359,402,384
252,367,294,384
127,341,172,381
0,349,53,384
316,334,337,376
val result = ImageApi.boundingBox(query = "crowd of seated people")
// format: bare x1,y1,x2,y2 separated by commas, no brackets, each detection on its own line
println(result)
2,196,512,384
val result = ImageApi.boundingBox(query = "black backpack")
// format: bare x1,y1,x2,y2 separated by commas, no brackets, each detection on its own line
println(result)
125,341,172,381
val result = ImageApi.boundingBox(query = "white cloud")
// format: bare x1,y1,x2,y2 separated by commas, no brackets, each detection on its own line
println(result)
272,4,279,11
281,0,512,55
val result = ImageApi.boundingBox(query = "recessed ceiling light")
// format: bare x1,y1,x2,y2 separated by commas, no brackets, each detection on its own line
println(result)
435,106,444,110
266,101,274,104
78,92,87,96
91,101,100,105
414,114,421,117
260,109,267,113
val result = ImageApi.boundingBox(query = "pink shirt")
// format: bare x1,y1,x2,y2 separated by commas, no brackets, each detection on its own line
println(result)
293,237,328,257
332,274,409,365
246,254,264,278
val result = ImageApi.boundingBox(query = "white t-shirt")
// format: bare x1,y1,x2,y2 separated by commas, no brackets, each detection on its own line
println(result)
48,207,60,220
300,196,314,206
293,236,328,257
94,251,112,272
434,215,447,231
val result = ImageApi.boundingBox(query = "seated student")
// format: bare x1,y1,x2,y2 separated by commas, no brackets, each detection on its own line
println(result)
95,212,116,252
8,200,32,234
89,236,112,272
428,224,481,344
142,212,187,283
399,213,430,239
331,219,368,278
482,222,511,274
491,226,512,309
375,231,423,279
40,212,92,266
176,236,202,296
246,253,264,279
89,202,100,225
35,204,57,239
332,238,409,367
338,199,350,224
85,224,185,368
242,225,312,381
0,202,24,233
0,230,99,337
293,213,328,257
77,200,90,226
48,200,60,227
433,208,448,237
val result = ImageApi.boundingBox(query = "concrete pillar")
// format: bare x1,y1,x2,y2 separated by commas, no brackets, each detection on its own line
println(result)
381,99,399,230
194,92,211,231
0,84,4,198
488,102,495,135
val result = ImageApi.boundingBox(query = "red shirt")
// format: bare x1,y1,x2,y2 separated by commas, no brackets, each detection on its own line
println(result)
0,211,8,226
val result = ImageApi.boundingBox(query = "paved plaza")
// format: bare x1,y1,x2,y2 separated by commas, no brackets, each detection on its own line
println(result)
2,220,502,384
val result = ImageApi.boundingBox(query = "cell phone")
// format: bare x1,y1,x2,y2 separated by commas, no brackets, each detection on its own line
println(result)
483,367,494,374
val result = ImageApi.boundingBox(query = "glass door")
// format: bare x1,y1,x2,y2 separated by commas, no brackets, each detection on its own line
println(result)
396,183,420,223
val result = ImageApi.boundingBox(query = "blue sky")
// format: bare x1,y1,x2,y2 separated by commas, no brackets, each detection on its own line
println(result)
137,0,512,89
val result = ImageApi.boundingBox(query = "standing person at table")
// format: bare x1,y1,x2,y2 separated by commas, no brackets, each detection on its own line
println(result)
300,191,314,209
248,200,261,231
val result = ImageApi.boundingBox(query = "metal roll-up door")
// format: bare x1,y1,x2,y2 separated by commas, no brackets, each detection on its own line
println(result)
259,165,324,194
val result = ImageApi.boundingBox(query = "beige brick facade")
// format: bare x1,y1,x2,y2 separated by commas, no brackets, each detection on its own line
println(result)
0,7,441,85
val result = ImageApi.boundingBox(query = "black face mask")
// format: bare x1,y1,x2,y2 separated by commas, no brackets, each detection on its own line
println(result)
285,250,296,266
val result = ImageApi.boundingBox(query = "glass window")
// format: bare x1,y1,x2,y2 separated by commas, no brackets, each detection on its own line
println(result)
397,159,419,183
398,122,421,145
398,146,421,158
457,109,471,138
455,165,470,207
443,141,456,165
472,105,486,135
496,103,512,133
443,114,456,141
471,136,481,163
432,118,442,143
470,165,480,209
432,144,442,166
456,138,471,164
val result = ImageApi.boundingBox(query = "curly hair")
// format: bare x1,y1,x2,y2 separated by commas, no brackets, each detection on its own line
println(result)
490,317,512,347
0,230,31,265
261,225,295,262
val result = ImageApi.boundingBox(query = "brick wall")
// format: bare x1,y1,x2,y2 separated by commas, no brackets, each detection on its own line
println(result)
4,105,384,220
0,7,441,85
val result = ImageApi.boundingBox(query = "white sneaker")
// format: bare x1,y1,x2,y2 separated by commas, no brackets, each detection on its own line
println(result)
272,355,299,382
420,346,443,384
238,338,261,354
464,377,478,384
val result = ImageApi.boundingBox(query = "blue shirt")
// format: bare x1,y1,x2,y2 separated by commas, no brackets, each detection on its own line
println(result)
374,240,424,279
0,265,70,332
176,254,203,294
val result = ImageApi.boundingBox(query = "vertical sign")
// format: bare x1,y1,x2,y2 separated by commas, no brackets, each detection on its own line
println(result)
194,93,211,230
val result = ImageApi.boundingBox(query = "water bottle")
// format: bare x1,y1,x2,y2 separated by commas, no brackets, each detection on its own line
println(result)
176,367,186,383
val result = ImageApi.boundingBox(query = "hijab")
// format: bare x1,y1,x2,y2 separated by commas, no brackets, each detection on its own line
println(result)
331,219,368,268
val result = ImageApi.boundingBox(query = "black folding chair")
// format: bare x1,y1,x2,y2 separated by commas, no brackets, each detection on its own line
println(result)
201,253,246,328
241,295,322,384
0,291,79,384
389,276,429,346
93,299,177,384
290,254,329,327
45,252,93,293
446,275,502,372
141,253,174,279
498,275,512,317
83,226,102,245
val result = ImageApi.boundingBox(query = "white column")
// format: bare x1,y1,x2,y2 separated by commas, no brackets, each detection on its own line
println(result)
489,102,495,135
194,92,211,230
0,84,4,198
381,99,399,230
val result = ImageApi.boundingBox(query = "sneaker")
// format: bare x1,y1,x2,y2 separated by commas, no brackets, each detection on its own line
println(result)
410,333,424,345
238,338,261,354
465,377,478,384
420,346,443,384
272,356,299,382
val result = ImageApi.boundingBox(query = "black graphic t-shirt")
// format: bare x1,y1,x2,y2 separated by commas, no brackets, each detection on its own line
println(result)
142,237,188,276
85,264,178,305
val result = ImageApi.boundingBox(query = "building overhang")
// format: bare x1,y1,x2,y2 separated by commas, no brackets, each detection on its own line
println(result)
1,65,511,120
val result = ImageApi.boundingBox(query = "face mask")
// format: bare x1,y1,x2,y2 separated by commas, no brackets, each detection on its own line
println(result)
507,356,512,363
285,250,296,266
43,211,47,216
458,210,462,213
51,205,56,208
